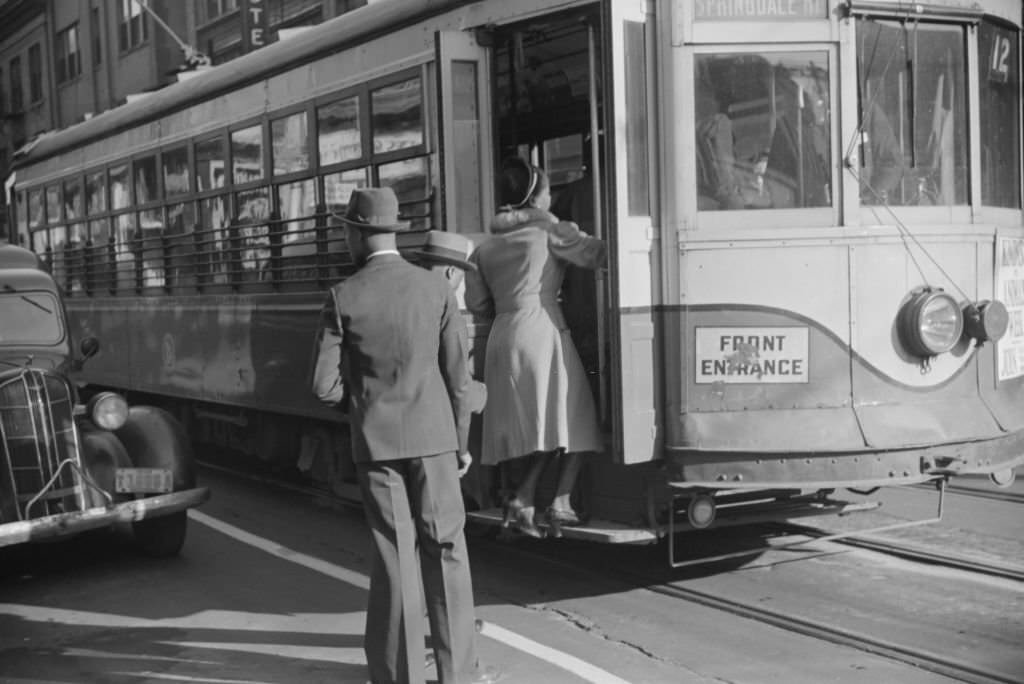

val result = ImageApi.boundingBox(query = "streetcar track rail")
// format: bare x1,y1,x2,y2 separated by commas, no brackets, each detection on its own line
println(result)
488,540,1022,684
777,522,1024,583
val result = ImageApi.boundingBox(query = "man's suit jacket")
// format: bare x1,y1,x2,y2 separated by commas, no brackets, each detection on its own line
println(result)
312,253,473,462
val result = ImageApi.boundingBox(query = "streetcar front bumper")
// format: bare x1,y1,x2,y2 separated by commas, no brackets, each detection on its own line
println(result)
0,486,210,548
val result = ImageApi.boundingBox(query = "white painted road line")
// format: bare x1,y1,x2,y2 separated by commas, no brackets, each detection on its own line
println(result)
189,510,633,684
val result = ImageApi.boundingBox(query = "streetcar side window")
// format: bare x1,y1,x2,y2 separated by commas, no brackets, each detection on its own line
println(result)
45,184,61,227
272,111,310,175
323,168,367,212
978,21,1021,209
196,136,226,191
318,95,362,166
14,191,27,246
855,18,967,207
371,77,430,228
86,170,106,214
694,50,831,211
28,188,43,231
235,186,271,283
231,124,264,184
64,178,85,293
108,163,136,292
371,78,423,154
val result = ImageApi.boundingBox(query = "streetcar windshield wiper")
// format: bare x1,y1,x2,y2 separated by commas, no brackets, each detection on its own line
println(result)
2,283,53,314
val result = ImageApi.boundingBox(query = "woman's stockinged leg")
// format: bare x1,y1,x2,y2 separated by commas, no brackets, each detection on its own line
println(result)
501,452,548,538
552,451,582,511
546,451,584,537
514,452,547,507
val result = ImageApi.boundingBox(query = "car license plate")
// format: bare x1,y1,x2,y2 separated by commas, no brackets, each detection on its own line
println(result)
115,468,174,494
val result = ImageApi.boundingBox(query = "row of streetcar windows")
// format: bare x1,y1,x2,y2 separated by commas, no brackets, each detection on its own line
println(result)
10,16,1023,293
695,17,1020,212
14,71,429,296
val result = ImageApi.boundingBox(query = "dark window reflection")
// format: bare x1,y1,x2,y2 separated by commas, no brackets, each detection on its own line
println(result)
232,125,264,184
372,78,423,155
318,96,362,166
196,137,226,191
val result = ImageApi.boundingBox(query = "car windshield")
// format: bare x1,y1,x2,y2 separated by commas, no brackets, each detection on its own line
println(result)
0,291,62,345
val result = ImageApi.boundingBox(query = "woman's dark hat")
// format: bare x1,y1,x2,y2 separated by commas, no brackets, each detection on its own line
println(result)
413,230,477,271
332,187,409,232
500,157,541,209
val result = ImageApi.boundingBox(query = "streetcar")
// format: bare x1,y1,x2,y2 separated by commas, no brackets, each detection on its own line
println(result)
7,0,1023,561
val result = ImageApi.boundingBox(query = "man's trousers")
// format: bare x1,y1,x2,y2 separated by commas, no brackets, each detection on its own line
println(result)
357,453,478,684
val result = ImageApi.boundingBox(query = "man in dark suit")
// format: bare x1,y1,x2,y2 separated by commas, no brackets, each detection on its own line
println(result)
312,188,497,684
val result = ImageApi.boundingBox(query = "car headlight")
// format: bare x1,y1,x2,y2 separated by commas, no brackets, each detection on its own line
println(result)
88,392,129,431
898,288,964,357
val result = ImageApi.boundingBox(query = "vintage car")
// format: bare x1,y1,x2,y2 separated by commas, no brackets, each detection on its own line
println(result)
0,241,209,556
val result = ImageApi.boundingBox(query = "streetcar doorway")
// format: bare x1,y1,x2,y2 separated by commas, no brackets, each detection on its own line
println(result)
490,6,608,422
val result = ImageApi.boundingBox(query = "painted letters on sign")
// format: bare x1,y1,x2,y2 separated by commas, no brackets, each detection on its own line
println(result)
997,238,1024,381
694,0,826,21
696,327,809,384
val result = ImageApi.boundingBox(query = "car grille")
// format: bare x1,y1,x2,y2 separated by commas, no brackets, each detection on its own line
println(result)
0,368,84,523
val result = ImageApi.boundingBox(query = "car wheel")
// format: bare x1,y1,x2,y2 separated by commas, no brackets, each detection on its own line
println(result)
132,511,187,557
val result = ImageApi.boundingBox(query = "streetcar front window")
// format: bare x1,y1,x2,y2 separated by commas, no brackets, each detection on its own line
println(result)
694,50,831,211
978,21,1021,209
856,19,967,207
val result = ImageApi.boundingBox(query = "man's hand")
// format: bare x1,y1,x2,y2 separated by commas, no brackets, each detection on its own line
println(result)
458,452,472,478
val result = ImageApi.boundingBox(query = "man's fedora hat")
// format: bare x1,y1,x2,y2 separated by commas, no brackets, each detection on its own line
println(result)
332,187,409,232
413,230,477,271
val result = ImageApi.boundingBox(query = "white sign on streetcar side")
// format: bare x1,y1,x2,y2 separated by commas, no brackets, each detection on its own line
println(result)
996,237,1024,381
695,326,809,384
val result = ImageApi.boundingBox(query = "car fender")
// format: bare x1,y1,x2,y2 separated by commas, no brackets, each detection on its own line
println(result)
78,429,134,508
114,406,197,490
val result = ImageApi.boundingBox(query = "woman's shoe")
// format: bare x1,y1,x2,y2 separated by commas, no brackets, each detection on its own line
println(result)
545,507,581,538
503,497,543,539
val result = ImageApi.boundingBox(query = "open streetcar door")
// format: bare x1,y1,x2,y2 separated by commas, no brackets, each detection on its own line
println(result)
602,0,661,464
434,30,495,236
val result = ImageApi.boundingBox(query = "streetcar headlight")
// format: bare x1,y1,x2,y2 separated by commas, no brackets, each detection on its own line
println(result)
963,299,1009,345
898,288,964,357
88,392,129,431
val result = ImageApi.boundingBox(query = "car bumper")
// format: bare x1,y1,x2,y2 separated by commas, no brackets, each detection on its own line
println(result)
0,486,211,548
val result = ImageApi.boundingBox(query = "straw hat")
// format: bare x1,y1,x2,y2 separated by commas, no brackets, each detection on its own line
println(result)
412,230,476,271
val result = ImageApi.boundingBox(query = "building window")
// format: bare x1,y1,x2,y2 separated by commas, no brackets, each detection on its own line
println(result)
118,0,148,52
28,44,42,102
9,57,22,112
200,0,239,24
91,7,102,66
335,0,367,15
55,24,82,84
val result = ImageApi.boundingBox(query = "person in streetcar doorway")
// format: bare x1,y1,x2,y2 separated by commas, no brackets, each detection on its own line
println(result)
465,157,606,539
311,187,499,684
